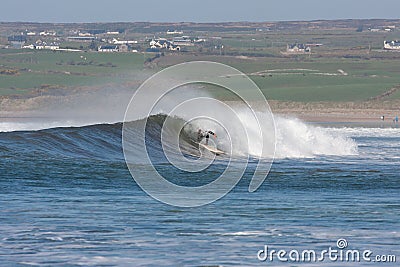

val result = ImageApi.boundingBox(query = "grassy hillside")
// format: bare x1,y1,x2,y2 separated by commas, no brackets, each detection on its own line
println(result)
0,49,149,95
1,42,400,102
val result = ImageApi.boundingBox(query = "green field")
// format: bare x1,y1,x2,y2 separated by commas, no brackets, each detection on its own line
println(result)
156,55,400,102
0,49,150,94
1,38,400,102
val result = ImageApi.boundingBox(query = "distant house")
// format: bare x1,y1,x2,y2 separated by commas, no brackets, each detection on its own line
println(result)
67,36,96,42
193,37,207,44
287,43,311,53
368,28,382,32
78,32,93,37
384,40,400,50
173,36,193,46
167,30,183,35
22,44,35,49
157,39,170,49
110,38,138,45
44,43,60,50
24,41,59,50
150,39,171,49
98,45,119,52
149,38,183,51
39,31,56,36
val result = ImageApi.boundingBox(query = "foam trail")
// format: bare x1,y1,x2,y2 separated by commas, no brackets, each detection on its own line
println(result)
229,111,358,158
183,104,358,159
274,116,358,158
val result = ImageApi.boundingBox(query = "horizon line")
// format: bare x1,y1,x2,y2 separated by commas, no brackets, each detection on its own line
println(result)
1,18,399,25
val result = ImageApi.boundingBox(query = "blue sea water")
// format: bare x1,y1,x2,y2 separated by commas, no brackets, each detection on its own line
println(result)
0,118,399,266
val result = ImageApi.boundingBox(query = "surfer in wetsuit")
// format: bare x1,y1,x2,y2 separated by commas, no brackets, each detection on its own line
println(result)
197,129,216,145
205,131,210,145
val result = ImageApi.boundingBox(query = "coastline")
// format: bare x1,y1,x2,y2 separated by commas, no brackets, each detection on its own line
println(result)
1,96,399,126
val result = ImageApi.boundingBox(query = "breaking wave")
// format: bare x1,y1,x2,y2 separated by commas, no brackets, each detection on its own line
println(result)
0,112,358,162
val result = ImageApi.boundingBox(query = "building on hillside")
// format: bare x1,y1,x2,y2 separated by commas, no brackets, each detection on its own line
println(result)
368,28,381,32
110,38,138,45
286,43,311,53
67,36,96,42
22,44,35,49
150,39,171,49
78,32,93,37
98,45,119,52
149,39,182,51
172,36,193,46
23,40,60,50
384,40,400,50
167,30,183,35
39,31,56,36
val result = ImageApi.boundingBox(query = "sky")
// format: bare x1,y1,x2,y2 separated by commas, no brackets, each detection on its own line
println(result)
1,0,399,23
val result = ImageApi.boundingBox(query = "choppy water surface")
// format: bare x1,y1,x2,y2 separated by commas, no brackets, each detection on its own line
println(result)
0,116,399,266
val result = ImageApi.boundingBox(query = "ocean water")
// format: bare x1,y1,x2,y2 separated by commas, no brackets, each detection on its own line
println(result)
0,115,399,266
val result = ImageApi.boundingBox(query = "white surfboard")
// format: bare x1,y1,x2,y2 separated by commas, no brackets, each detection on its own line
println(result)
198,143,225,155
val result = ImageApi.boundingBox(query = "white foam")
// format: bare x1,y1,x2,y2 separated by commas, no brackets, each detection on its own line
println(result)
187,105,358,159
273,116,358,158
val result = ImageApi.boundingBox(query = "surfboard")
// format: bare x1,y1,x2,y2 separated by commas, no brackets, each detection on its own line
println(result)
198,143,225,155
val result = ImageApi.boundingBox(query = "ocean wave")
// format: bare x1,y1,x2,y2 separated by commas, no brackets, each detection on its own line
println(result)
0,113,360,161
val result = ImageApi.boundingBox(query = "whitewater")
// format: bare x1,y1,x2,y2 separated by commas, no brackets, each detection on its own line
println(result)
0,113,360,160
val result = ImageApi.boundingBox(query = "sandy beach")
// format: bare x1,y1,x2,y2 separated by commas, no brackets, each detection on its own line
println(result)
1,95,399,126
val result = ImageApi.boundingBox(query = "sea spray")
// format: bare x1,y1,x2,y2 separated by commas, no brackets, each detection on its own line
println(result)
274,116,358,158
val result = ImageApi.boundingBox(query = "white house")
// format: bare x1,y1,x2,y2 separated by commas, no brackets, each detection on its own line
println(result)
98,45,119,52
44,44,60,50
39,31,56,36
384,40,400,50
287,43,311,53
167,30,183,35
173,36,193,46
23,44,35,49
150,39,170,49
111,38,138,45
79,32,93,37
25,41,59,50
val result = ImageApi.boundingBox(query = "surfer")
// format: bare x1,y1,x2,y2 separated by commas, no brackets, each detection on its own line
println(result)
197,129,217,145
197,129,223,155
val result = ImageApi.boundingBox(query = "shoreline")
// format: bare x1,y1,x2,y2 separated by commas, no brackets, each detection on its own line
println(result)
1,96,399,126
